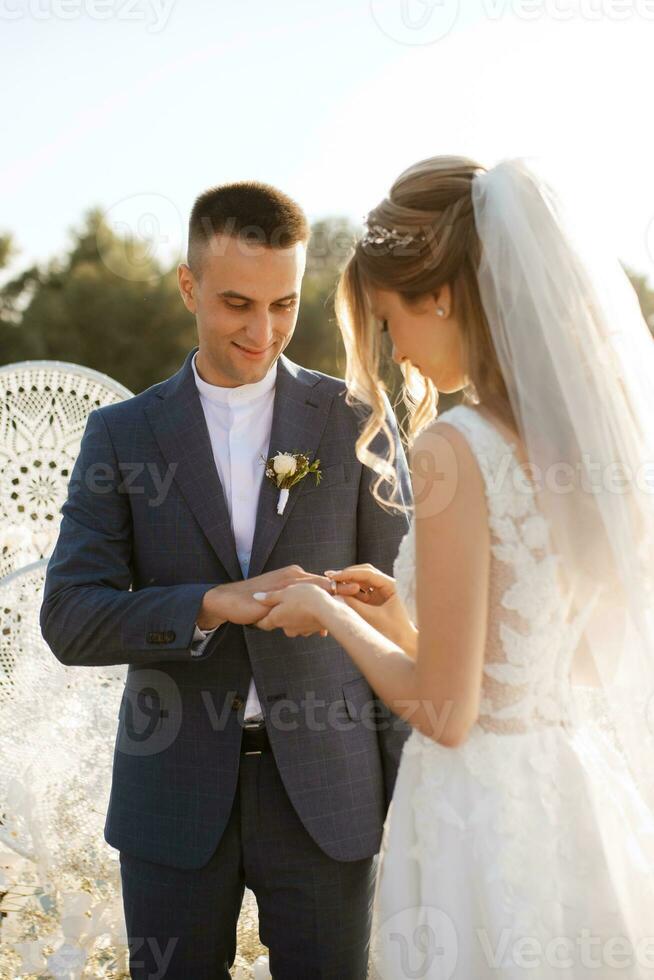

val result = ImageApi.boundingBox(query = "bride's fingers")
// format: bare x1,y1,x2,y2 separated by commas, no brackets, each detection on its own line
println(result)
255,616,326,637
255,612,276,631
252,590,281,606
313,577,361,597
324,566,392,591
296,573,358,597
325,569,393,605
325,574,375,598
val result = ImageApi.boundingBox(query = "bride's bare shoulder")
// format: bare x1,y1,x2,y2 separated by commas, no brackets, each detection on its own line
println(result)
409,415,488,525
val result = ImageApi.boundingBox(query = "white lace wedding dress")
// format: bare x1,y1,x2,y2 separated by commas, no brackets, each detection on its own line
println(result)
369,404,654,979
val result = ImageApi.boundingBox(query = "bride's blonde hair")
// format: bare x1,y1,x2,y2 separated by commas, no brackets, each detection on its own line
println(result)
335,154,514,512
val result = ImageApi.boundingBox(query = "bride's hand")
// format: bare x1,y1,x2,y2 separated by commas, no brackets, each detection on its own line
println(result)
324,565,418,657
324,564,397,605
252,583,334,638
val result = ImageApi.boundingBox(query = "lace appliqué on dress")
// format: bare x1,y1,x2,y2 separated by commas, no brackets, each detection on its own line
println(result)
383,405,644,960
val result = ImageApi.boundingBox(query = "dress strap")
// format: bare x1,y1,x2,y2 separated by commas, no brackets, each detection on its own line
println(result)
433,404,536,526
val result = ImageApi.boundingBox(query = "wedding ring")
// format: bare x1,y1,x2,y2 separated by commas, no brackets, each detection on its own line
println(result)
330,578,337,595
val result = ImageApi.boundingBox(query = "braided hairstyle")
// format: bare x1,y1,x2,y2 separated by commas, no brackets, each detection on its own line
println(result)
335,155,513,513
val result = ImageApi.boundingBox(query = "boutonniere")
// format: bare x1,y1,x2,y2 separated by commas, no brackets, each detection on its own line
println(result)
262,451,322,515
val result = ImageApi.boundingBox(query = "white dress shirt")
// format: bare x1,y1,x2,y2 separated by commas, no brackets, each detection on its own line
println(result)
189,350,278,722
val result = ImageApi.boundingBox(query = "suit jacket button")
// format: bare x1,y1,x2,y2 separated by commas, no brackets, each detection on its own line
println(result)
165,631,175,642
232,696,244,711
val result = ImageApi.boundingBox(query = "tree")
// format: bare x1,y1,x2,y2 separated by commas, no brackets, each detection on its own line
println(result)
1,214,652,393
285,217,358,377
0,209,196,392
0,213,359,389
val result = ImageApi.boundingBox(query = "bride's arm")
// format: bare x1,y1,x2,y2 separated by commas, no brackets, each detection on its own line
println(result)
311,423,490,747
322,565,419,658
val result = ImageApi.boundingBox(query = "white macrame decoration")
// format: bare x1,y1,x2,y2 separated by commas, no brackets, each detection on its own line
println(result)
0,361,270,978
0,560,129,977
0,360,132,581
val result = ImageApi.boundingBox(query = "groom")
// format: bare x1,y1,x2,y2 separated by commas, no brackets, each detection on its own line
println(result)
40,181,412,979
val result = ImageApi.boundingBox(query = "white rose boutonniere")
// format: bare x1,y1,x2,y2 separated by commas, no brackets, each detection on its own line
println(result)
262,451,322,515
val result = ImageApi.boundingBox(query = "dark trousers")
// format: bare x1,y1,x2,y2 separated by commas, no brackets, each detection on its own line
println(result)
119,746,377,979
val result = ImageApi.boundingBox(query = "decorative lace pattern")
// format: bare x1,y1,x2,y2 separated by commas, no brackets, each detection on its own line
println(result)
0,361,132,579
393,404,590,736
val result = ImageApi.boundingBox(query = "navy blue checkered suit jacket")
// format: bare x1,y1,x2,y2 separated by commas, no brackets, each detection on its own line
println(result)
40,346,413,869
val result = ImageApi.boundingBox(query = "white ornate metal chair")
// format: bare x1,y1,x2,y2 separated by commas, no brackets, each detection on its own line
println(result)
0,558,270,978
0,361,271,978
0,360,133,581
0,559,129,977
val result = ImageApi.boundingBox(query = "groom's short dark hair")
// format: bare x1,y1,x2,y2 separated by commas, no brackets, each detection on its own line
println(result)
187,180,310,277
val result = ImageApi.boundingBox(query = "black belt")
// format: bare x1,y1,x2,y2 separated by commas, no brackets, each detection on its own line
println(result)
240,720,271,755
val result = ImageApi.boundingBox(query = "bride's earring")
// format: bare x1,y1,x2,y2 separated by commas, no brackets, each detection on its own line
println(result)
436,307,446,317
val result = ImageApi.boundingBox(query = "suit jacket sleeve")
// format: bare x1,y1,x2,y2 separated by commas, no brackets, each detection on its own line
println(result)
355,392,414,806
40,408,228,667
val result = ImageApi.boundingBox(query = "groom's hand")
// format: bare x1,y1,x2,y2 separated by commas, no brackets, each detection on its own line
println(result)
197,565,360,629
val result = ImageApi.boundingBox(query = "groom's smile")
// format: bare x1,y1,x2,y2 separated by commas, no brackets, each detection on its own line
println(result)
232,339,276,361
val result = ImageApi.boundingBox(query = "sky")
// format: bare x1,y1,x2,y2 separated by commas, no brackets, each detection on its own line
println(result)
2,0,654,281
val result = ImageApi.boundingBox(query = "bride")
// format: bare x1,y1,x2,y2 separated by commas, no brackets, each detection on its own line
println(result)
252,156,654,977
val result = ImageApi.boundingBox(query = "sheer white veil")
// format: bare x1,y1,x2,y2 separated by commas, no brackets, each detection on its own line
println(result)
471,159,654,819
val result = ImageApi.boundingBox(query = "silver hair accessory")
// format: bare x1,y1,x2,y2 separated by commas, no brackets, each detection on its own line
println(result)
361,219,427,251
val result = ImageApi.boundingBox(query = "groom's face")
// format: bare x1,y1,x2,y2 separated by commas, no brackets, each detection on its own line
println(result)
178,232,306,386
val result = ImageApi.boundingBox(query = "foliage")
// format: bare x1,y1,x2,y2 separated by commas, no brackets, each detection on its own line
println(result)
1,214,652,395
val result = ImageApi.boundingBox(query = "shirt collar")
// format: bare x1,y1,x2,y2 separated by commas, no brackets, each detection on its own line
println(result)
192,350,278,406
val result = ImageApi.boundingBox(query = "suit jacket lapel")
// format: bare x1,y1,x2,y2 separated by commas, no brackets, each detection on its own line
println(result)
247,354,335,580
145,347,336,583
144,346,243,581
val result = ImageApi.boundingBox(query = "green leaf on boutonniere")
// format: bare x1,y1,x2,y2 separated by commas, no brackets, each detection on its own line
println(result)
261,451,322,514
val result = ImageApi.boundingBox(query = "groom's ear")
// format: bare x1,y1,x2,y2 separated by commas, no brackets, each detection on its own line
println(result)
177,262,198,314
